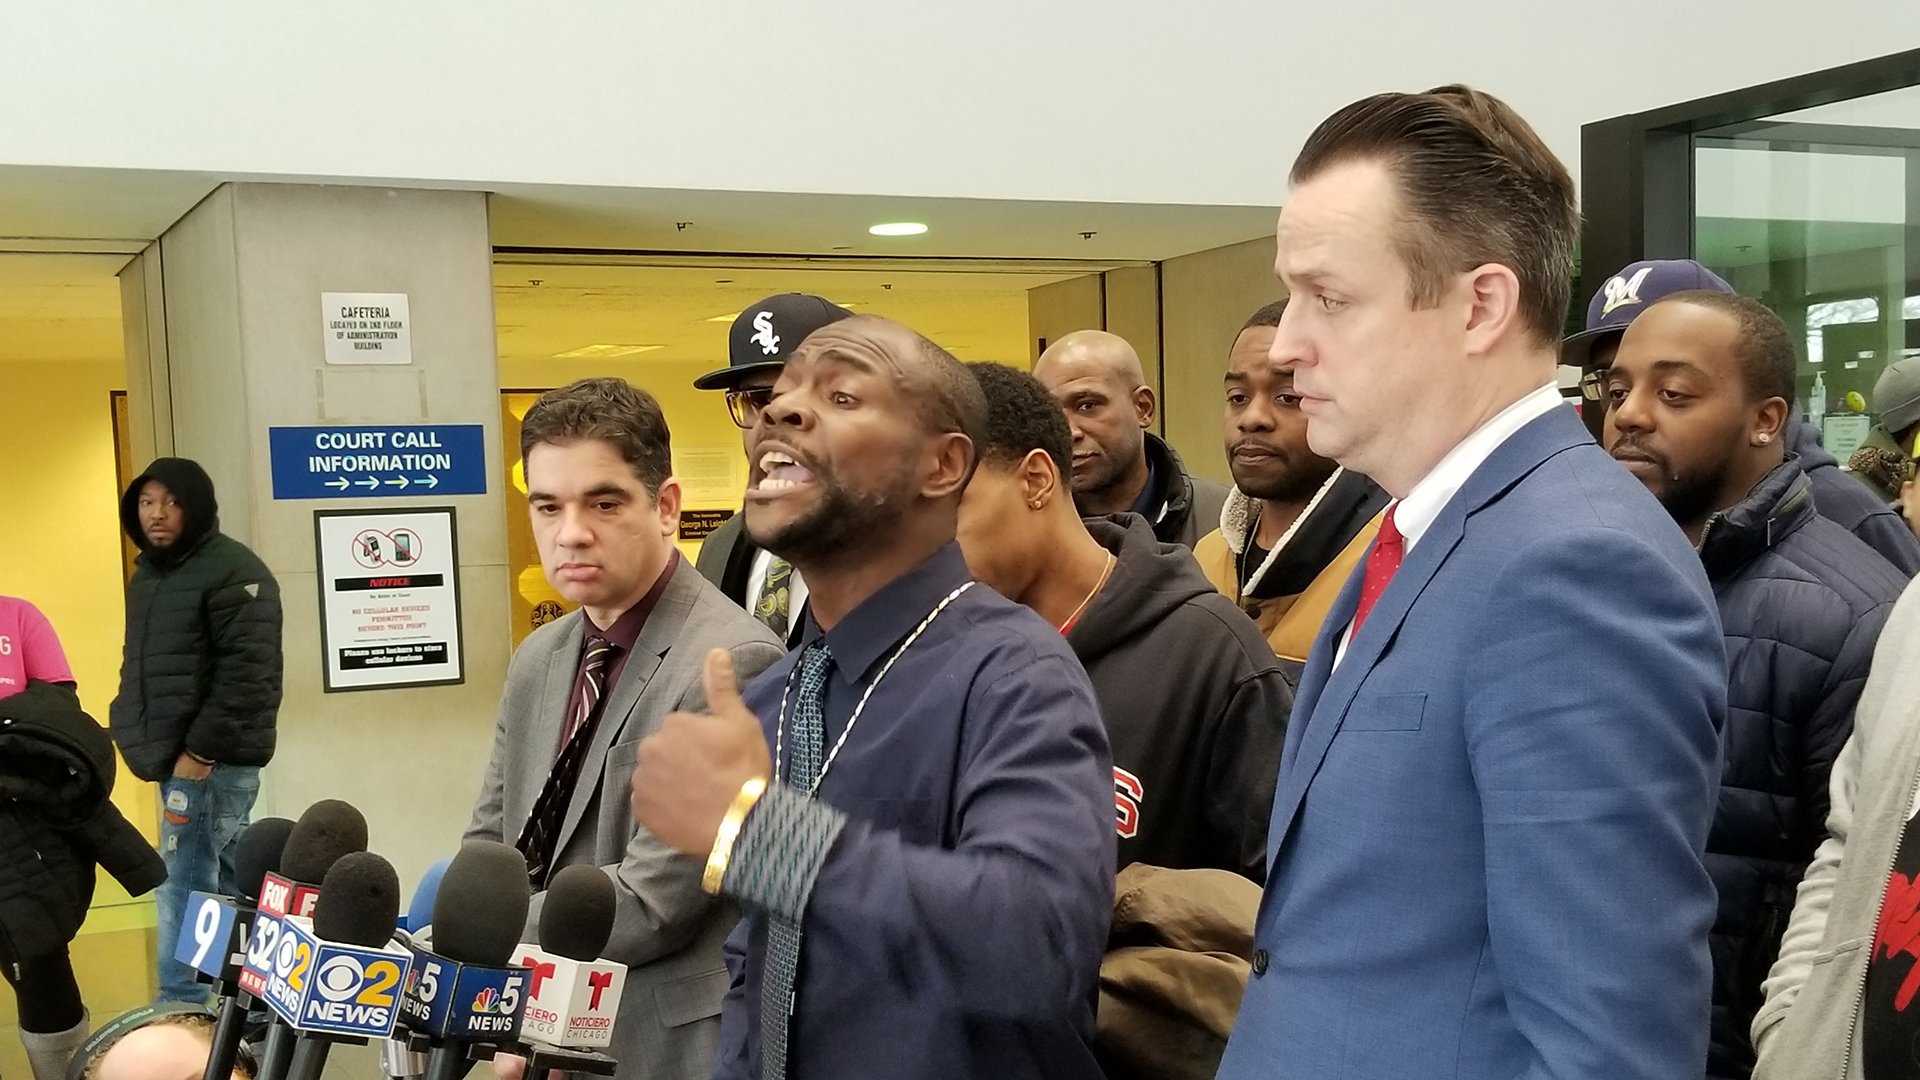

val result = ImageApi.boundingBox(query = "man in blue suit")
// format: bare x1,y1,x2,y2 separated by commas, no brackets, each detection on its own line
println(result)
1216,85,1728,1080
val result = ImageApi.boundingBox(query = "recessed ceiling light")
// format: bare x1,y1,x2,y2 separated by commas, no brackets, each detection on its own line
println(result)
706,311,742,323
868,222,928,237
552,344,666,359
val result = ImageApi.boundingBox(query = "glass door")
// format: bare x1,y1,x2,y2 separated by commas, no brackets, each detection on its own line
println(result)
1692,84,1920,462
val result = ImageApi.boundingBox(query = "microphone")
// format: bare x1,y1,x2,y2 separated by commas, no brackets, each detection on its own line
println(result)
404,856,453,933
512,865,626,1061
268,852,414,1080
239,800,370,1080
181,817,294,984
393,841,533,1080
380,858,452,1079
191,816,295,1080
269,799,372,919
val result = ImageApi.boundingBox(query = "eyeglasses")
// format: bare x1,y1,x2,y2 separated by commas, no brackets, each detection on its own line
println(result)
1579,368,1609,403
726,387,775,429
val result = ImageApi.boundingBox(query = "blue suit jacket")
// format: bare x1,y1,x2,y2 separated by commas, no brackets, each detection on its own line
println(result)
1217,406,1727,1080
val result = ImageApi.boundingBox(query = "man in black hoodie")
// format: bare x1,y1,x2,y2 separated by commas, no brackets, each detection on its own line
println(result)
110,457,282,1004
957,363,1289,880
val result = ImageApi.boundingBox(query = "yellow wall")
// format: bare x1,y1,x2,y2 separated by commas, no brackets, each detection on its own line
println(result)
0,358,157,925
1161,237,1285,486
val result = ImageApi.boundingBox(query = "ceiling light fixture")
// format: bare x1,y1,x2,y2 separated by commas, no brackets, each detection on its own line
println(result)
552,344,667,359
868,222,928,237
706,311,742,323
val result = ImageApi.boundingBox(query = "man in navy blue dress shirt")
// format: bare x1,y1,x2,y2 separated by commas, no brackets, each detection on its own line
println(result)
631,314,1115,1080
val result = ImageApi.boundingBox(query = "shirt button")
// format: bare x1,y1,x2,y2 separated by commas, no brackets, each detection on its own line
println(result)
1251,949,1269,977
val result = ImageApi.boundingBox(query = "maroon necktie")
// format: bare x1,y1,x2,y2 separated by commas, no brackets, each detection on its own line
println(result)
1350,504,1404,637
516,635,616,889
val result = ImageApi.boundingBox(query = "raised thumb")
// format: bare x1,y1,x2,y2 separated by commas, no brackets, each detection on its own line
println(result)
702,647,744,714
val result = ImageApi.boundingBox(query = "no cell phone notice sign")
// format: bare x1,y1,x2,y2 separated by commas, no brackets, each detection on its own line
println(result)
314,507,464,692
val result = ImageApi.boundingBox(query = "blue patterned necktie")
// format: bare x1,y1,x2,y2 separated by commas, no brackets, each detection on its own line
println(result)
761,641,831,1080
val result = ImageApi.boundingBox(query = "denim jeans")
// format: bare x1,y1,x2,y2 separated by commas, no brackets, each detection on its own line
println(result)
153,763,261,1004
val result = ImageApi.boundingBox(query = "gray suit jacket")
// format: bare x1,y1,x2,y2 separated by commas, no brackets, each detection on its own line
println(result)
465,565,784,1080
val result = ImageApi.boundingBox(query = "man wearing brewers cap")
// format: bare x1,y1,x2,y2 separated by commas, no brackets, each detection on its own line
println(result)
693,294,854,645
1567,259,1920,573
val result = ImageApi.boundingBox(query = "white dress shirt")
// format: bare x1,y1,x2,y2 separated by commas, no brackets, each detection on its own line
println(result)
1334,383,1566,667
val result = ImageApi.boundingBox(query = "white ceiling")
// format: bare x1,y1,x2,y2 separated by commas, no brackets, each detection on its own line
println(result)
0,164,1279,264
5,1,1917,210
486,184,1278,262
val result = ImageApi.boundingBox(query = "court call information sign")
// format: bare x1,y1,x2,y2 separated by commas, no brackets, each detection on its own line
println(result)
315,507,464,692
323,292,412,365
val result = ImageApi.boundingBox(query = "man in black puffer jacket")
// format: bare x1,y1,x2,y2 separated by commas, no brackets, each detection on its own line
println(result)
110,457,282,1004
1602,292,1910,1079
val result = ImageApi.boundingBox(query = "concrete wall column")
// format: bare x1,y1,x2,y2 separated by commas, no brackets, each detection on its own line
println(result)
121,182,509,890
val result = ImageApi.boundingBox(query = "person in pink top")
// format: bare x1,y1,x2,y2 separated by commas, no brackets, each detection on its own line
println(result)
0,594,75,699
1,595,107,1079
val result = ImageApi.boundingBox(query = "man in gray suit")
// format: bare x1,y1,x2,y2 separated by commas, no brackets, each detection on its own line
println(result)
469,378,783,1080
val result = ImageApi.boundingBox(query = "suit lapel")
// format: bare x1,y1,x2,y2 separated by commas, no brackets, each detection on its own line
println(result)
1268,404,1591,848
526,615,584,819
1281,560,1363,765
553,568,699,855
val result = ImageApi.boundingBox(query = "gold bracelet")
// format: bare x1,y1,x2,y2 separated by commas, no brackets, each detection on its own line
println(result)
703,776,768,895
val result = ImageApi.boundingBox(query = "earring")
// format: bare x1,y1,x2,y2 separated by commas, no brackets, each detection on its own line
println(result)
1028,500,1043,510
1757,434,1772,445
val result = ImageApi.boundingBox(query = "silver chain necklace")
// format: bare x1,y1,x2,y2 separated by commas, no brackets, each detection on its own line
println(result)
775,581,975,797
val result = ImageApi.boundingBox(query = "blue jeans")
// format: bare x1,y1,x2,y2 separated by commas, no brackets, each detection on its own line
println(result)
153,763,261,1004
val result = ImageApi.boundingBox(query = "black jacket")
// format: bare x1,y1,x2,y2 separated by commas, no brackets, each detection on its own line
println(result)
0,682,166,965
1697,457,1908,1079
1139,435,1230,550
1073,516,1291,881
1789,421,1920,575
110,458,283,782
695,511,755,607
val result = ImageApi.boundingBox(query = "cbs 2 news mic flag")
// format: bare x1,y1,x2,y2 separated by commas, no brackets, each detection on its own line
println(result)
239,913,412,1038
513,945,627,1049
239,881,413,1040
399,944,531,1043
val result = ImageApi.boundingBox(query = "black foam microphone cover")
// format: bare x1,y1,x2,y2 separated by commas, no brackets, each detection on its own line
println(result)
312,852,401,947
539,865,616,962
280,800,370,885
232,817,296,903
431,841,531,966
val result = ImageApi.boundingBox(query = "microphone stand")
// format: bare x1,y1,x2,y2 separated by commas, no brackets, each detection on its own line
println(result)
198,901,257,1080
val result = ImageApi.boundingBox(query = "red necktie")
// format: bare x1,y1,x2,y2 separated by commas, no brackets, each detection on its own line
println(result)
1350,504,1404,637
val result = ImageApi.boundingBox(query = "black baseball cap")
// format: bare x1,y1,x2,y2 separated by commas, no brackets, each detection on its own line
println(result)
693,293,854,390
